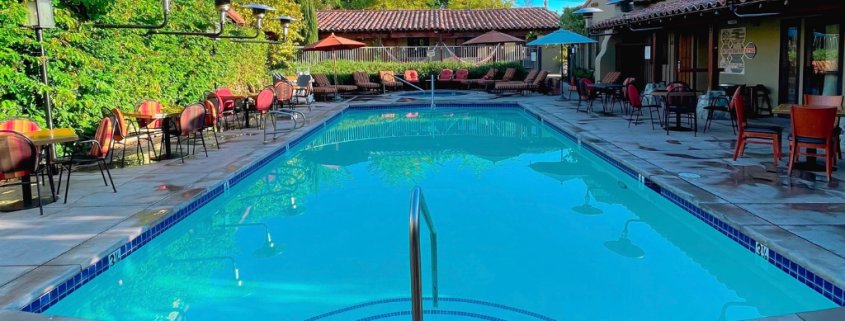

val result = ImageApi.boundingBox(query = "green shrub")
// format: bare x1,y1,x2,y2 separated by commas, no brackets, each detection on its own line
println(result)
274,60,526,84
0,0,303,135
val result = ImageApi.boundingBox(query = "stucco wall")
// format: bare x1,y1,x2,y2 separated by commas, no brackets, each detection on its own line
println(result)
718,18,781,103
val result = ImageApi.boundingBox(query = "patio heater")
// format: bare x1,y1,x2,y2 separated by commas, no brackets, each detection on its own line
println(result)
215,4,275,39
24,0,55,131
232,16,297,44
94,0,171,29
148,0,232,37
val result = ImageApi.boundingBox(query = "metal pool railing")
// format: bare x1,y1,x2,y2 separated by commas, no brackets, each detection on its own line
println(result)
408,186,438,321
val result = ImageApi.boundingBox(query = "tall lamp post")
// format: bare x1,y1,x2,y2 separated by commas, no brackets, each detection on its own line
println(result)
24,0,56,131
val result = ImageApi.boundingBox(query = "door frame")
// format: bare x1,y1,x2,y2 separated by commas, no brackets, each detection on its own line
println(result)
802,18,845,96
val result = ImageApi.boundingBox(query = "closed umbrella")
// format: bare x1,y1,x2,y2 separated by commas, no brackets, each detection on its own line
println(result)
302,33,366,94
528,29,597,101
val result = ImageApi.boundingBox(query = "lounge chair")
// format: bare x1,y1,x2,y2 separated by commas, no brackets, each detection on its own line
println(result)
379,70,403,92
477,68,515,90
493,69,538,92
461,68,496,89
403,70,421,89
599,71,621,84
452,69,469,88
495,71,549,96
313,74,356,97
436,69,453,88
353,71,380,93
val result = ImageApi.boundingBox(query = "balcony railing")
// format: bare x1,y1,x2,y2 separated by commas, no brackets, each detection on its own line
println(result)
292,44,527,65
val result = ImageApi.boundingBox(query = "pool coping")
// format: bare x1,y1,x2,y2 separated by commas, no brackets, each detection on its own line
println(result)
8,101,843,320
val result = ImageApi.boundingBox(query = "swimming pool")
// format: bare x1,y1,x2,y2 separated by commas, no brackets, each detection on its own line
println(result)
43,107,836,321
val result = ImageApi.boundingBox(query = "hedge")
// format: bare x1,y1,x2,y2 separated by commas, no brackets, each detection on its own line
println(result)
273,60,527,85
0,0,304,135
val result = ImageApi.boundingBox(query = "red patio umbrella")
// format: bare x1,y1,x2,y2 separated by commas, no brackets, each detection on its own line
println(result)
302,33,366,93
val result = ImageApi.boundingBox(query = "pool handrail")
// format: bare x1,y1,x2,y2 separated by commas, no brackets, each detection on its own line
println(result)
409,186,438,321
394,74,436,110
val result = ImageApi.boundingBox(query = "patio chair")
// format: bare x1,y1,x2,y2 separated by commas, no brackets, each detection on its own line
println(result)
110,108,158,167
404,70,421,89
478,68,515,90
703,85,740,134
576,78,599,113
626,85,662,129
313,74,356,96
664,85,699,136
495,71,549,96
787,105,838,180
253,88,276,129
437,69,453,88
292,76,314,112
0,130,48,215
134,99,164,136
732,96,783,166
353,72,380,93
805,94,844,161
461,68,496,89
274,81,294,110
598,72,621,84
379,70,403,92
201,100,221,148
452,69,469,88
616,77,636,115
0,117,41,133
750,85,773,116
162,103,209,163
56,117,117,203
215,88,242,130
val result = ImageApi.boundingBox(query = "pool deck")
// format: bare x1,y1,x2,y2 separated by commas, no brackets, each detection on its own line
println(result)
1,90,844,320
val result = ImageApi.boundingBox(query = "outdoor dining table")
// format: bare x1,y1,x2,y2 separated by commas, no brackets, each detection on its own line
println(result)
773,104,844,172
123,111,181,159
23,128,79,206
219,94,258,128
648,90,702,132
587,83,625,114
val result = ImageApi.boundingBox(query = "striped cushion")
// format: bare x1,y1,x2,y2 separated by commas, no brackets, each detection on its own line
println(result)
496,82,529,90
0,132,37,180
0,119,40,133
335,85,358,91
358,82,380,89
313,87,337,94
255,89,275,112
111,108,129,141
383,81,403,87
89,118,114,158
137,101,163,129
179,104,206,136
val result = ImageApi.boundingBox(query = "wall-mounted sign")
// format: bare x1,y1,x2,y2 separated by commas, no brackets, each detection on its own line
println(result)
744,42,757,59
645,46,651,60
719,27,747,75
426,49,435,58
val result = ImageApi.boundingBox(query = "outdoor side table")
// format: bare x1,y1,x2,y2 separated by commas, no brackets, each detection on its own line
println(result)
23,128,79,206
124,112,181,159
774,104,844,172
649,90,700,132
587,83,625,114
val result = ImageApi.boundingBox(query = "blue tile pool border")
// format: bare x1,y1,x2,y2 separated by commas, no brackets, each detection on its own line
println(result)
22,102,844,315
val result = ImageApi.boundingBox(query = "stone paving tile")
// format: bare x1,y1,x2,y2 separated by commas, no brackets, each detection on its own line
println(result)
0,267,36,288
797,306,845,321
737,204,845,226
0,309,93,321
779,225,845,260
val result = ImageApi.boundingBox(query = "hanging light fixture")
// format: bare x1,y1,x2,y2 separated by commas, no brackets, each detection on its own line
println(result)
232,16,297,44
729,0,780,17
216,4,275,39
94,0,171,29
149,0,232,37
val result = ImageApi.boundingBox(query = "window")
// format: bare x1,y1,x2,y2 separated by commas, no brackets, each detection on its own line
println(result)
408,38,430,47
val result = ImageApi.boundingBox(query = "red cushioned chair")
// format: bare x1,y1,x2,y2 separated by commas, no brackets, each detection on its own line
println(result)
0,130,46,215
404,70,420,89
254,88,276,129
452,69,469,89
627,85,662,129
733,96,783,166
56,117,117,203
437,69,453,88
274,81,294,110
110,108,158,167
202,100,221,148
164,103,209,163
805,94,844,161
788,106,838,180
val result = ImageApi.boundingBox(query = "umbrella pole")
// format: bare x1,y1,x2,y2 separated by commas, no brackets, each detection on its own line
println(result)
557,44,569,101
333,50,339,100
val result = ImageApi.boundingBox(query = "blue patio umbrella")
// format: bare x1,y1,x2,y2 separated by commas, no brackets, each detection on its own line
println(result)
528,29,597,100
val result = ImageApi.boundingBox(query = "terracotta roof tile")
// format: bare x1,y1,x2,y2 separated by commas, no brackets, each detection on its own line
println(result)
317,7,560,33
591,0,765,30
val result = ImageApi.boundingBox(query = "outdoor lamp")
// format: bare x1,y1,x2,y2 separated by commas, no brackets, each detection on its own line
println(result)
728,0,779,17
94,0,170,29
274,16,296,40
149,0,231,37
606,0,633,13
216,4,276,39
603,219,645,258
24,0,56,132
25,0,55,29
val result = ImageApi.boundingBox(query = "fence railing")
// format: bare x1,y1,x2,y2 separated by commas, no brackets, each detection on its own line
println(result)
293,44,527,65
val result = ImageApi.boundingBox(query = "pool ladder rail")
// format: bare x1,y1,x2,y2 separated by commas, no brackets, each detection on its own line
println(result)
393,75,436,110
263,109,306,143
409,186,439,321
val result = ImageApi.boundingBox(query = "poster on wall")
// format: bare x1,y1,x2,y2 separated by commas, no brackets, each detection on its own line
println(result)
720,27,747,74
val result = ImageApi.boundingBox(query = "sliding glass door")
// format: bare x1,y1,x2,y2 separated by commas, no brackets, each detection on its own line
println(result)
804,21,843,96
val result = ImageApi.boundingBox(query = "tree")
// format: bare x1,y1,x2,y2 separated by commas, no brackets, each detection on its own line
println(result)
560,6,587,36
300,0,319,45
446,0,515,9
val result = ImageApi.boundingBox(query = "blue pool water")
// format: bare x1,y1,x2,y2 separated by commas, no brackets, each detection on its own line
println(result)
45,108,835,321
